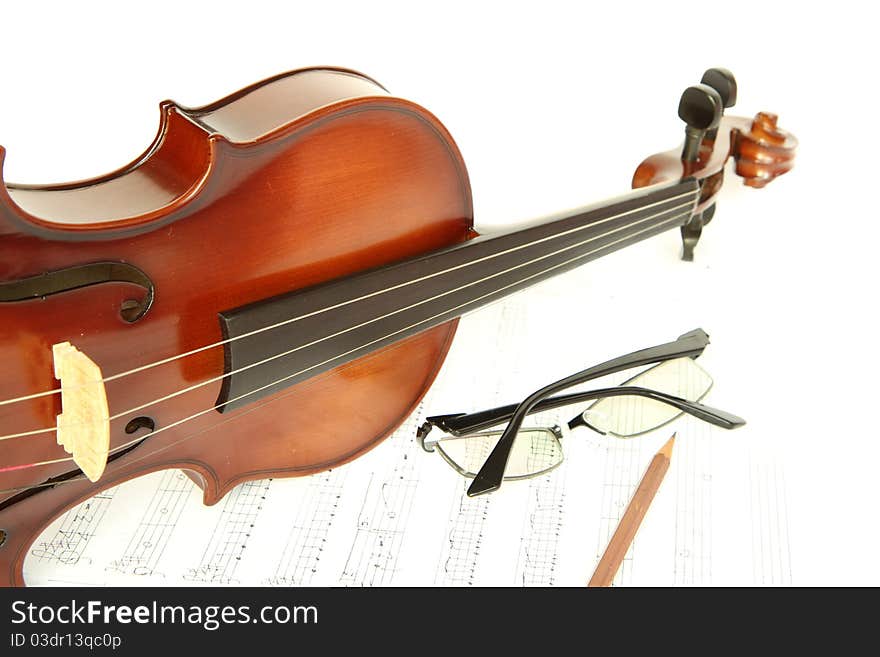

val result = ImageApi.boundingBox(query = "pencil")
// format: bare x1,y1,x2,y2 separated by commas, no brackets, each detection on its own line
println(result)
588,433,676,587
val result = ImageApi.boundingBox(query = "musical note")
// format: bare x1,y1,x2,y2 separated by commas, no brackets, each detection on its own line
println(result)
106,470,194,577
29,488,119,566
435,485,491,586
183,479,272,584
516,474,566,586
264,469,346,586
339,412,422,587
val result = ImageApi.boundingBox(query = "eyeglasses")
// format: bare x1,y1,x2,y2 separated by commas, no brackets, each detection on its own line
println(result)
416,329,745,495
418,356,731,481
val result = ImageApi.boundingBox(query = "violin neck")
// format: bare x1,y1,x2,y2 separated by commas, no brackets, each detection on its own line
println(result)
216,179,699,411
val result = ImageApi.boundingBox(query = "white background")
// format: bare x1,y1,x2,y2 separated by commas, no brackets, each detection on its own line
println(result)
2,1,878,585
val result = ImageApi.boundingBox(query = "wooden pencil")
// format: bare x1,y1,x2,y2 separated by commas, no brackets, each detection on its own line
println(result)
588,433,676,587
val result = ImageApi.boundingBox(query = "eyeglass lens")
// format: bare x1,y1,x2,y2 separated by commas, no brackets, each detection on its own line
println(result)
436,428,563,480
580,357,712,437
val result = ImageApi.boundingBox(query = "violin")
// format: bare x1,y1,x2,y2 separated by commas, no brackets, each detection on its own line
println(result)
0,66,796,586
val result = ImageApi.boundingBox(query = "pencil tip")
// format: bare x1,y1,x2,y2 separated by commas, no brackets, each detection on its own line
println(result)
660,434,676,458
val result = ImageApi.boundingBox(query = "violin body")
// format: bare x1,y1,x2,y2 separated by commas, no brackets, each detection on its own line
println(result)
0,68,474,585
0,66,796,587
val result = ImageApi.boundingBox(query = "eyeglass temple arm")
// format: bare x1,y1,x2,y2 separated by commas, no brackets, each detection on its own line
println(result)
418,393,587,451
421,328,711,437
466,328,710,497
424,386,665,438
422,381,743,444
424,393,591,438
565,387,745,432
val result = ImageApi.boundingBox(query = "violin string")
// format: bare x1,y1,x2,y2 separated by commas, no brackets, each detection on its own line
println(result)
0,201,695,443
0,209,691,486
0,188,696,409
0,375,305,494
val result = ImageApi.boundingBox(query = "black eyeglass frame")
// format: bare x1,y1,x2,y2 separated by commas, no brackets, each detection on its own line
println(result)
422,356,748,477
422,328,730,497
420,380,744,482
418,383,742,445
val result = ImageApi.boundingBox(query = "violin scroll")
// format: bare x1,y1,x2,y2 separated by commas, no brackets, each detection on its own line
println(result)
732,112,797,188
632,68,797,260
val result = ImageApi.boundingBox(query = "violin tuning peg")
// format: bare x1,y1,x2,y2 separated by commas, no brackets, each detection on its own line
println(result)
700,68,737,109
678,84,724,131
678,84,724,162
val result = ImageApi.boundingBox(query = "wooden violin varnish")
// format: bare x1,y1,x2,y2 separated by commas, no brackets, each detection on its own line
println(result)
0,67,795,586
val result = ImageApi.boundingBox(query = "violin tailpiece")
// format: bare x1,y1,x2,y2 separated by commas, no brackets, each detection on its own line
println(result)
52,342,110,482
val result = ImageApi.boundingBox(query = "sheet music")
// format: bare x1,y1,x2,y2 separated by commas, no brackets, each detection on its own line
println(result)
23,257,796,587
515,468,566,585
265,469,346,586
106,471,189,577
30,488,118,570
338,414,422,587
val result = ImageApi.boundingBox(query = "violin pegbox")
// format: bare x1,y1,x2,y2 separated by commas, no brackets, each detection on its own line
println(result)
732,112,797,188
631,67,798,261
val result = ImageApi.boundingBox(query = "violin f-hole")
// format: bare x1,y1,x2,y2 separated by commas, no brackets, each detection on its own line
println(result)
124,416,156,435
0,261,154,323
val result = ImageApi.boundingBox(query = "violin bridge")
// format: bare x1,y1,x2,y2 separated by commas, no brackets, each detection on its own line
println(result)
52,342,110,482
